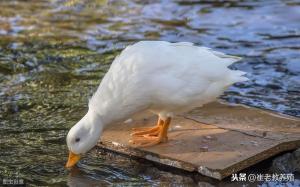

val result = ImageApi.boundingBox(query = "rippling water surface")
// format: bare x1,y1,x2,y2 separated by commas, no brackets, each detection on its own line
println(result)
0,0,300,186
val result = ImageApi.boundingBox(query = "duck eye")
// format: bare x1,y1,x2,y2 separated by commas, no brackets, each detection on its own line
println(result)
75,138,80,142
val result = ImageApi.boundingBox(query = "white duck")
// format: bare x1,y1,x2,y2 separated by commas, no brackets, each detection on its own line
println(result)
65,41,248,167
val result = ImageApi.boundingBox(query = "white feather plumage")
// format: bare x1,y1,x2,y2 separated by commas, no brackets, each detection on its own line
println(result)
89,41,248,122
66,41,248,155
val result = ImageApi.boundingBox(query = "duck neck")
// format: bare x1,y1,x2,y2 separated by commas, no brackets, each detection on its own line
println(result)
85,108,105,144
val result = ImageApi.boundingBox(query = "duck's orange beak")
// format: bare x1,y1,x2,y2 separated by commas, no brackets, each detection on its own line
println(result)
65,151,81,168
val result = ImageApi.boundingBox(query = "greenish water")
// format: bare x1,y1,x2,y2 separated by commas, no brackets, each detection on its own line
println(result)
0,0,299,186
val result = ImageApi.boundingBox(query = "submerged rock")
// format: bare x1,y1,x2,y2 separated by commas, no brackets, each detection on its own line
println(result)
270,148,300,173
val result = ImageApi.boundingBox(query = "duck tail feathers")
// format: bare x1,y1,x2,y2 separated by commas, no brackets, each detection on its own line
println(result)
230,70,249,83
207,49,242,67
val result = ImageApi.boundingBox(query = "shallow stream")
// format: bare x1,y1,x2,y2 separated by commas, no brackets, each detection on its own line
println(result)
0,0,299,186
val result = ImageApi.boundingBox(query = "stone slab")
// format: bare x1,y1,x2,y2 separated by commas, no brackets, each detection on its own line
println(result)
97,102,300,180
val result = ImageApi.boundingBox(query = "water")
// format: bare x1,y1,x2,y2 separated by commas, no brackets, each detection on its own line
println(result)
0,0,299,186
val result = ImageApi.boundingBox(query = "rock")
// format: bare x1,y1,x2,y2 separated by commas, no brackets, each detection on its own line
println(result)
271,148,300,173
100,102,300,180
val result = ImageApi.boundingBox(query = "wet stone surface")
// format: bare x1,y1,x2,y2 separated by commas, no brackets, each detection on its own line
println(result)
99,102,300,180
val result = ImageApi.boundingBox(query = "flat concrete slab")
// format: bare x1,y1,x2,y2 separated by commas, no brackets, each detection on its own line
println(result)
97,102,300,180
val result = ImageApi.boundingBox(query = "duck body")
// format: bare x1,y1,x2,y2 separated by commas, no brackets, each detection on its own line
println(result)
89,41,247,123
66,41,248,167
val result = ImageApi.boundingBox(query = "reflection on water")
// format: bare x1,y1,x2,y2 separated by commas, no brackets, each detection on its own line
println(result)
0,0,299,186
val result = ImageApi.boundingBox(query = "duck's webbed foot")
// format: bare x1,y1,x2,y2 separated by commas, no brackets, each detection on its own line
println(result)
129,117,171,147
131,124,160,137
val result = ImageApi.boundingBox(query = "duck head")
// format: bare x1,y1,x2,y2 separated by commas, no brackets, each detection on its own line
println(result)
65,109,103,168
